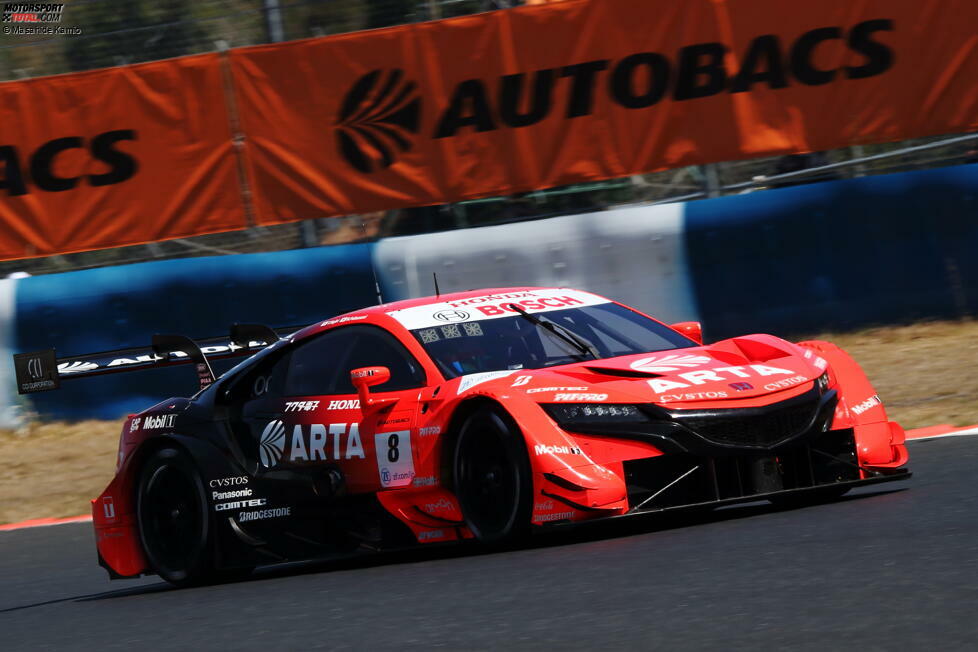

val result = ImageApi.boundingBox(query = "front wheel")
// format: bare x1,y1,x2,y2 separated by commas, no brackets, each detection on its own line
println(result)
137,447,214,586
453,407,532,545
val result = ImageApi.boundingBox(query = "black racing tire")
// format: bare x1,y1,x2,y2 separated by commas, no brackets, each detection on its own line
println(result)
453,406,533,545
769,485,851,508
136,447,215,586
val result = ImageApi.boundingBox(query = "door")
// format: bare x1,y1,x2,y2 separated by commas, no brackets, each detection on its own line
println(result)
241,325,427,492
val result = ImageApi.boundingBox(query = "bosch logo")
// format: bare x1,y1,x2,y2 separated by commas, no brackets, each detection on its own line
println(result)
259,420,287,468
433,309,470,323
335,69,422,174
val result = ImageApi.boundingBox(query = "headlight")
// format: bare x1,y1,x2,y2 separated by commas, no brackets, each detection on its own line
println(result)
542,403,649,425
816,371,830,393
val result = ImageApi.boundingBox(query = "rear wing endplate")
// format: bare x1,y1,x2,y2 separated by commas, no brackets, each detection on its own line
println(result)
13,323,297,395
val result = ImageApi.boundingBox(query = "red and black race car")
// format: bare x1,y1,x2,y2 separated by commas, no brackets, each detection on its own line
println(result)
15,287,910,585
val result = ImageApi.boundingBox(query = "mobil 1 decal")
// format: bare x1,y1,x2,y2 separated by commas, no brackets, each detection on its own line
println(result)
375,430,415,488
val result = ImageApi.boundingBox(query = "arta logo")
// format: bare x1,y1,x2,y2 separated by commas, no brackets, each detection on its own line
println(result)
259,420,287,468
630,354,713,373
335,69,421,174
433,309,470,323
57,360,99,374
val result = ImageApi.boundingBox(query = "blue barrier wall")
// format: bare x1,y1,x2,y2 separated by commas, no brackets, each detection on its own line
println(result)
11,163,978,420
684,163,978,340
17,243,378,419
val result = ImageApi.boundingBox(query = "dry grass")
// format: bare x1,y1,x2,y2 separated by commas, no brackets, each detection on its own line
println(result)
2,319,976,525
0,420,120,525
801,318,978,431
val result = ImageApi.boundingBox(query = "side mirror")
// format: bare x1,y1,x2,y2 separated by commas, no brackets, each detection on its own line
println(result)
351,366,391,407
670,321,703,345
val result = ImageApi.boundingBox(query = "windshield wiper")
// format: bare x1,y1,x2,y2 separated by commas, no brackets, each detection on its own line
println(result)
509,304,599,360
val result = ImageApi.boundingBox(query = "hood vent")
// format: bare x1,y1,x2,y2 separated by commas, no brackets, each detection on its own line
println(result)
583,366,661,379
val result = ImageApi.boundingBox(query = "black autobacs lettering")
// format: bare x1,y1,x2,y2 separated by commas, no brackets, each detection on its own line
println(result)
499,68,558,128
89,130,139,186
339,19,896,172
0,146,27,196
673,42,728,101
433,79,496,138
609,53,670,109
789,26,843,86
30,136,82,192
561,60,609,117
845,19,895,79
0,129,138,196
427,19,894,138
730,35,789,93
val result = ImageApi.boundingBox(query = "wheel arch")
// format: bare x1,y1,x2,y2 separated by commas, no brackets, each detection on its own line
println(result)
125,434,226,502
440,396,519,491
796,339,906,467
127,432,246,562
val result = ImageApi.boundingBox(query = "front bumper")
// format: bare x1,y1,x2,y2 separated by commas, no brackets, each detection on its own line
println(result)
534,425,910,527
554,387,838,456
608,469,910,522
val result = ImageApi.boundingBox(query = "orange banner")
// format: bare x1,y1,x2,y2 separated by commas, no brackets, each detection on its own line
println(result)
231,0,978,224
0,54,245,259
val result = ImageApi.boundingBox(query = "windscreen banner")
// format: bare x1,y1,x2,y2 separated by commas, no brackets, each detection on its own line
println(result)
230,0,978,224
0,53,245,259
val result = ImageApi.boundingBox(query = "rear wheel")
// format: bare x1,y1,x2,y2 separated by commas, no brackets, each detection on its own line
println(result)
453,407,532,545
137,447,214,586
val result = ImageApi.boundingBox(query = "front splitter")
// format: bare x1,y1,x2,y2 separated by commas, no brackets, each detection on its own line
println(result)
538,468,912,528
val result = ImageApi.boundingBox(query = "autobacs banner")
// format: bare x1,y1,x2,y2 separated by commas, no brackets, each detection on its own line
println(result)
1,0,977,257
230,0,978,224
0,54,245,259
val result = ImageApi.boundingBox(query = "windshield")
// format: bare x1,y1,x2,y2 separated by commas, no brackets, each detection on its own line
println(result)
411,302,695,379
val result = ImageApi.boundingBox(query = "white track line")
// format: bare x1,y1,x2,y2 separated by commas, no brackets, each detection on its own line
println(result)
907,426,978,442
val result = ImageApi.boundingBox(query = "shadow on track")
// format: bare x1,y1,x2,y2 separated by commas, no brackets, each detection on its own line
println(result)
65,486,906,600
0,583,170,614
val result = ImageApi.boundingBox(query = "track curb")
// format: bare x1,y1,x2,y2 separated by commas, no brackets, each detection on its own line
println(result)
0,514,92,533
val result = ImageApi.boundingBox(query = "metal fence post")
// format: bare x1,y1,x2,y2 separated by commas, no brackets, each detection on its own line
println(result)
701,163,721,198
264,0,285,42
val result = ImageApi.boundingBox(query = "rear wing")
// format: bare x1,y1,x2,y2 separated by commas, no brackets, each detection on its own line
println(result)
13,323,297,395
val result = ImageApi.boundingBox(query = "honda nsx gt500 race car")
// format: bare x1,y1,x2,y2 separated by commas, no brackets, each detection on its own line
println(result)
15,287,910,585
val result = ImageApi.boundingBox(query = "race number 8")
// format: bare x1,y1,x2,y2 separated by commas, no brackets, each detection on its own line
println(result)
374,430,414,488
387,433,400,463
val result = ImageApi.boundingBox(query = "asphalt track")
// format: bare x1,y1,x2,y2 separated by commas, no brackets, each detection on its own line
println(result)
1,437,975,651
